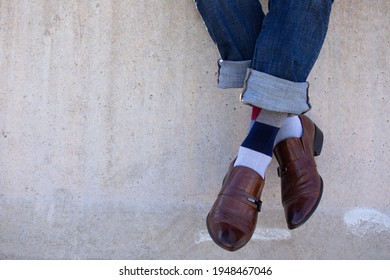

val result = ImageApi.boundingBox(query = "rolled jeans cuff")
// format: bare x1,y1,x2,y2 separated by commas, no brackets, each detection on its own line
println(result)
217,59,251,89
240,69,311,114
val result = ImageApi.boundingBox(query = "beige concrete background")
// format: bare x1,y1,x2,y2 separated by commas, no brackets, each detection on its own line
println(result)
1,0,390,259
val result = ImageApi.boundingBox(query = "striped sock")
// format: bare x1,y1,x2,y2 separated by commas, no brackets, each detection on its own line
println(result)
249,106,262,130
274,115,303,146
235,108,287,178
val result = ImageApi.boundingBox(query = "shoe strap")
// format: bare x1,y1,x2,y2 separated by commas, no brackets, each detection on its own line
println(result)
277,156,316,178
219,187,262,212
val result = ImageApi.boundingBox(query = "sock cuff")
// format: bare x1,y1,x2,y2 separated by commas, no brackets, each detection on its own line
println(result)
256,109,288,128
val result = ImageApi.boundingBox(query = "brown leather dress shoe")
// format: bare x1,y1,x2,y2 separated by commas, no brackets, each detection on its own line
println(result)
273,115,324,230
206,161,265,251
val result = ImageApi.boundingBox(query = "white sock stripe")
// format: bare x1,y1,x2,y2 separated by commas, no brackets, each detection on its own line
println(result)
234,147,272,178
274,115,303,146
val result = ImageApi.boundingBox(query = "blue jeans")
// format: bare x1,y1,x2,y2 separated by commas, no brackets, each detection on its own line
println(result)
195,0,334,114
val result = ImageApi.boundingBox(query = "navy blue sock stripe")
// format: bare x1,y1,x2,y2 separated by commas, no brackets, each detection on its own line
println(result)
241,122,280,156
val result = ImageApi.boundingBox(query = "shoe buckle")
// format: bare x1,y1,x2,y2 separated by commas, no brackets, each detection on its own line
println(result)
248,197,262,212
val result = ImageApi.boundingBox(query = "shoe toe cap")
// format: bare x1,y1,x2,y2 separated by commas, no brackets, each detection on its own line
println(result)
285,196,320,229
208,221,249,251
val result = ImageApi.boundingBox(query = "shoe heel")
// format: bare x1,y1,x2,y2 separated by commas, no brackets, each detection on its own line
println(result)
313,125,324,157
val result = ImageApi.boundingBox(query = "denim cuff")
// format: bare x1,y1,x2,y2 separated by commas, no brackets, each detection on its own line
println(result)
240,69,311,114
217,59,251,89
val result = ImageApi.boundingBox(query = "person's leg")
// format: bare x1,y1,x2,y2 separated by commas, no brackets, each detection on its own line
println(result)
239,0,334,229
194,0,264,89
196,0,273,251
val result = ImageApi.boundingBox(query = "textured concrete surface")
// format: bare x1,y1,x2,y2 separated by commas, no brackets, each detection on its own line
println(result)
1,1,390,259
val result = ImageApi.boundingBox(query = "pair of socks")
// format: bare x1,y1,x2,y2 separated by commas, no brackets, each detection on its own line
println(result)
234,107,303,178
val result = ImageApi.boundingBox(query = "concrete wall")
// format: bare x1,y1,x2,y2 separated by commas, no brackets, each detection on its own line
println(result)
1,0,389,259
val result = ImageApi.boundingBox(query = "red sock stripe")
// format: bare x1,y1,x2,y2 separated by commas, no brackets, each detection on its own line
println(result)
251,106,261,120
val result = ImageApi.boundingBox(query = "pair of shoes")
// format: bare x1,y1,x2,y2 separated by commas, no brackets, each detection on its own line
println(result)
274,115,324,229
206,115,323,250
